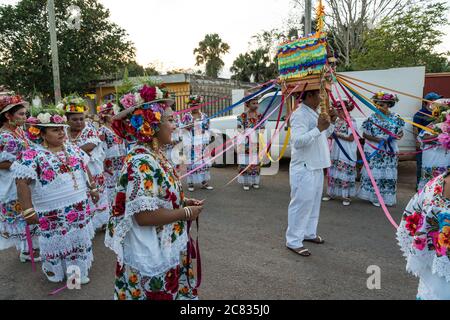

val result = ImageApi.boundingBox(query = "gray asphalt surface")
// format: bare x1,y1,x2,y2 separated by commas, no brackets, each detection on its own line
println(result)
0,160,418,300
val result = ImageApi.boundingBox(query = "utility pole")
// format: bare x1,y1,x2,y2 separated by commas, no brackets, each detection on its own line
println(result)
304,0,312,36
47,0,62,104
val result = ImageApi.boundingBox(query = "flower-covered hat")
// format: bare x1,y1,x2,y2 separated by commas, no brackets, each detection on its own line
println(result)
26,105,68,142
372,91,399,106
57,94,89,114
0,94,30,115
186,95,204,107
27,105,68,128
112,83,174,143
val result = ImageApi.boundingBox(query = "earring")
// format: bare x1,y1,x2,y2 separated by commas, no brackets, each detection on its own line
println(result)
152,137,159,150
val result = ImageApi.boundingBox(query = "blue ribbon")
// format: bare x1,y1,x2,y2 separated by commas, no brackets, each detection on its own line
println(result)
332,132,387,164
343,83,401,129
261,88,280,119
205,83,276,122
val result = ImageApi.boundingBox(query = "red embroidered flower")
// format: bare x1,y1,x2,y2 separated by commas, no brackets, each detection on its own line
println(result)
105,159,113,169
413,237,426,251
405,212,423,236
113,192,126,216
434,185,443,195
144,291,173,300
164,266,180,294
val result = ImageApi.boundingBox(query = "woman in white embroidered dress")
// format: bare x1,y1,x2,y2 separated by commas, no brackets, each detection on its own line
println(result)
0,94,40,262
181,95,213,192
13,107,99,284
62,95,110,230
323,100,358,206
98,102,126,207
397,170,450,299
106,84,204,300
417,102,450,191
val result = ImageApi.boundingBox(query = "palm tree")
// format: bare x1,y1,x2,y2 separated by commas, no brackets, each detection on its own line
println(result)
194,34,230,78
230,49,278,83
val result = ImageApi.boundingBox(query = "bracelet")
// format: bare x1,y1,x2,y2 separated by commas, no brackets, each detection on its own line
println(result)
90,188,98,193
23,211,36,220
184,207,192,221
22,208,34,217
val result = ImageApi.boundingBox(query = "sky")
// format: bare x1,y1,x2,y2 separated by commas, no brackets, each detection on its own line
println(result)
1,0,450,78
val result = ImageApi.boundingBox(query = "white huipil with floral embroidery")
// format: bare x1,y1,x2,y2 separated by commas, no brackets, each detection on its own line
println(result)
12,144,95,281
327,117,358,199
181,112,212,185
70,122,110,229
99,125,126,206
358,112,405,206
105,145,188,277
418,123,450,191
0,130,39,251
397,172,450,300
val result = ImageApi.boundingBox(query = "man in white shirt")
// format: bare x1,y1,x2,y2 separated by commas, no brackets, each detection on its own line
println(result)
286,90,337,257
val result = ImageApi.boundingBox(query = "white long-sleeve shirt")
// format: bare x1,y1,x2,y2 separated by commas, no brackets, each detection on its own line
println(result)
290,103,334,171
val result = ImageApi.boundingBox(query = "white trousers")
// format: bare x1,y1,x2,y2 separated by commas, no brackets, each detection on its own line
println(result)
286,163,324,249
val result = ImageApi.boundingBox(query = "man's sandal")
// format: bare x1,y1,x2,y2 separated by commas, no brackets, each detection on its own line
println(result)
304,236,325,244
287,247,311,257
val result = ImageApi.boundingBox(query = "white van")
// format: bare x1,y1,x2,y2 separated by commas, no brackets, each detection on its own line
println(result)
210,66,426,165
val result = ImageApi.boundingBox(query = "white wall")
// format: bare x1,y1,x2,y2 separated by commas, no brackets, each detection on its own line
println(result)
334,66,426,152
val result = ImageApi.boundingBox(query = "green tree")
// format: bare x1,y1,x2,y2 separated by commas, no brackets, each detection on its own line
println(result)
119,62,159,78
0,0,135,98
351,2,450,72
230,49,277,83
194,33,230,78
231,30,279,82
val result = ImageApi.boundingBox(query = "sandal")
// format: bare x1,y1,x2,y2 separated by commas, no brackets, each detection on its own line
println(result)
201,184,214,190
287,246,311,257
304,236,325,245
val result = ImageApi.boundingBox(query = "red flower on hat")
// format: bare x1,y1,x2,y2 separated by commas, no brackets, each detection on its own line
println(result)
139,85,157,102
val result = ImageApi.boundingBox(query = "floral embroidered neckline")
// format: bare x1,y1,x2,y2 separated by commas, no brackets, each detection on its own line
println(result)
434,173,450,206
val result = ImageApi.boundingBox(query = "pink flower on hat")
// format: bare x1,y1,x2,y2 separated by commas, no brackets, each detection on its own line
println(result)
51,115,65,124
120,93,137,109
27,117,39,124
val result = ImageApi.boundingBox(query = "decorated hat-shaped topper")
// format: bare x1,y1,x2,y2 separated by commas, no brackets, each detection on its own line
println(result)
0,94,30,115
186,95,204,107
112,81,174,144
57,94,89,114
277,0,329,83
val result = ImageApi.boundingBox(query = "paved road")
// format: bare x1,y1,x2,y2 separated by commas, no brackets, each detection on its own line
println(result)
0,161,418,300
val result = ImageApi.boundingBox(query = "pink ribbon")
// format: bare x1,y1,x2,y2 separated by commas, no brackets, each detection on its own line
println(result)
25,225,36,272
333,85,399,229
181,84,301,180
174,79,278,116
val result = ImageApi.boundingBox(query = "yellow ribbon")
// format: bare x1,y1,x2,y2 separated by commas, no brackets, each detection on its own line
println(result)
337,77,438,135
258,128,291,163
